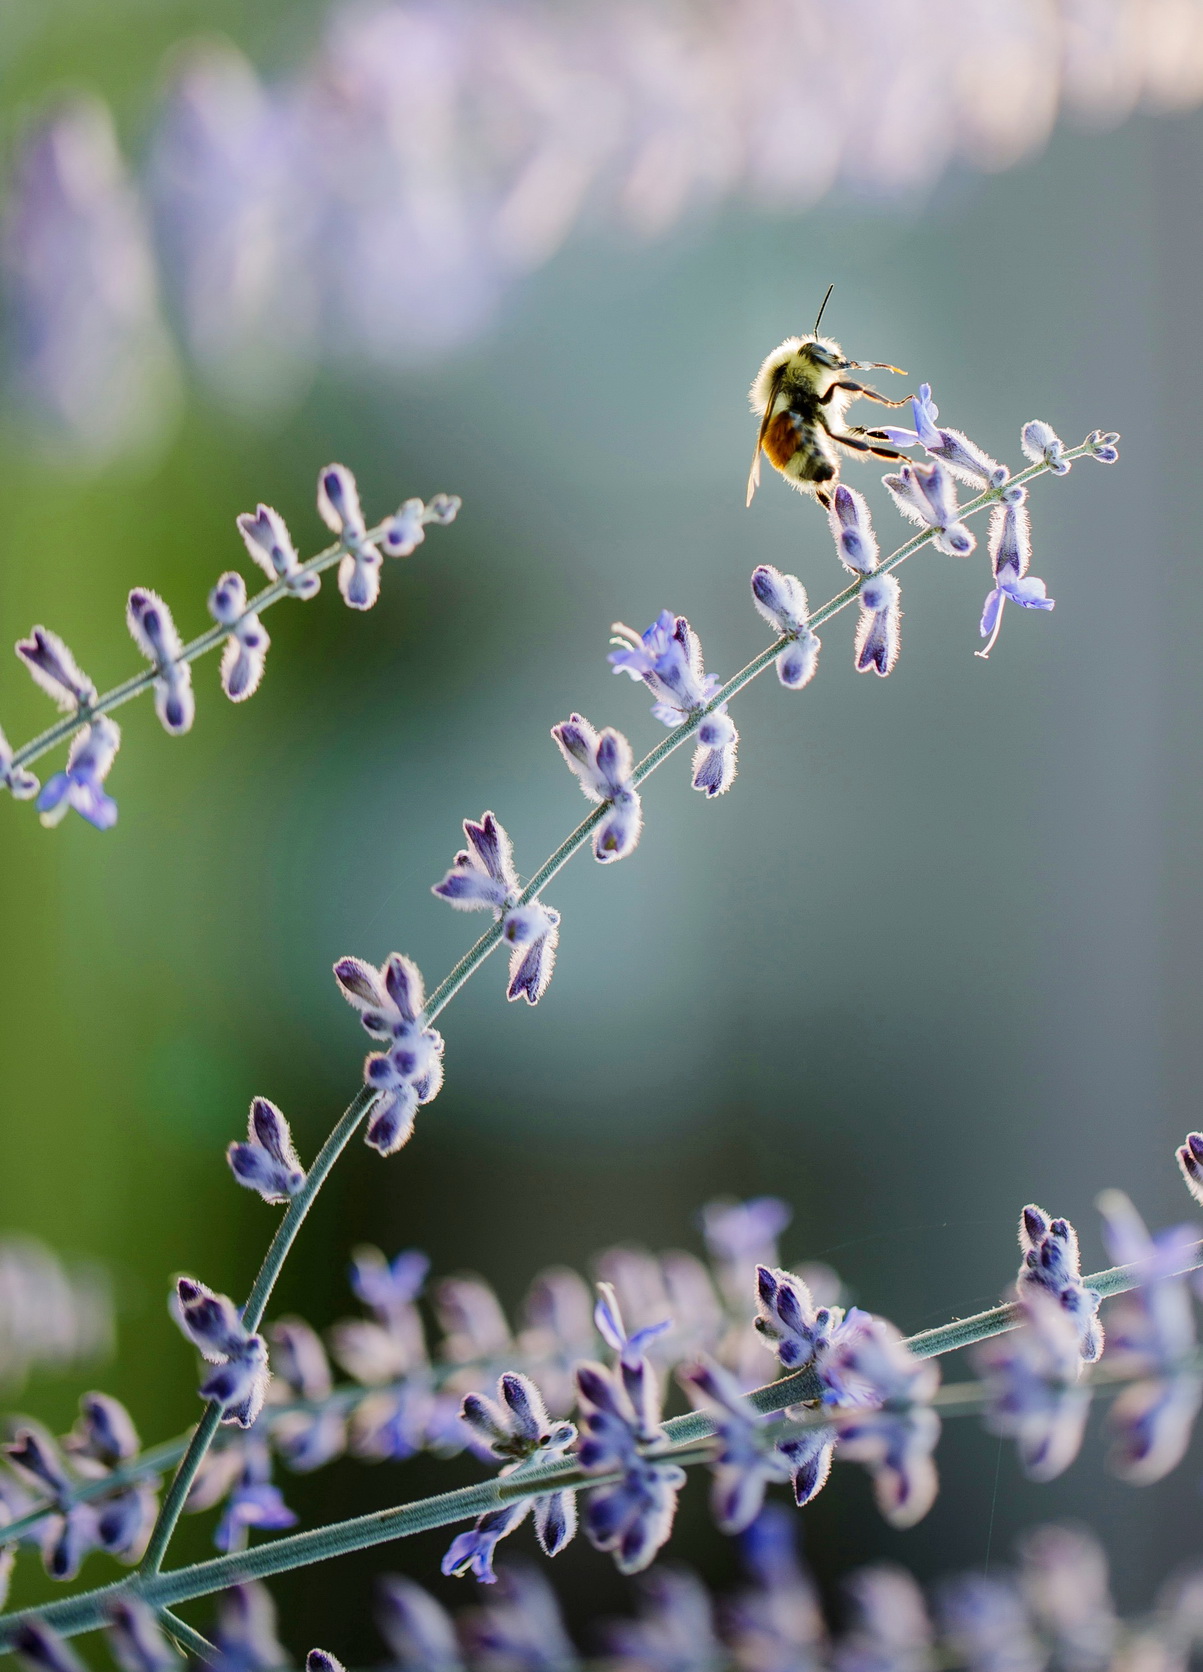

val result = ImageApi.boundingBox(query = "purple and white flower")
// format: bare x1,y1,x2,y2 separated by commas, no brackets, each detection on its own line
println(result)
213,1436,297,1552
977,488,1053,659
433,813,561,1004
380,493,462,556
16,626,96,712
826,485,880,575
680,1358,792,1533
236,503,319,599
1021,420,1070,475
36,717,120,830
1016,1206,1103,1363
126,588,194,735
208,572,270,701
332,952,445,1153
0,725,39,801
318,463,383,611
106,1597,181,1672
551,713,643,863
575,1355,685,1575
173,1277,270,1427
974,1291,1090,1481
854,571,901,678
610,612,739,796
877,384,1007,489
751,566,821,689
226,1097,306,1204
883,459,976,556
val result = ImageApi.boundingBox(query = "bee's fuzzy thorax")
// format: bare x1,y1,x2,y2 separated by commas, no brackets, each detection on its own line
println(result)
748,333,845,411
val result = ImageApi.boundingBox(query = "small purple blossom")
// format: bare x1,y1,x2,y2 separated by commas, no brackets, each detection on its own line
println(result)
680,1358,792,1532
459,1566,579,1670
209,1581,288,1672
877,384,1007,489
754,1264,847,1374
609,611,719,723
208,572,270,701
750,565,822,690
332,952,445,1153
433,813,562,1004
173,1277,270,1427
213,1437,297,1552
317,463,384,610
16,626,97,711
1097,1188,1202,1484
126,588,194,735
594,1280,672,1372
36,717,121,830
376,1575,463,1672
267,1317,346,1472
604,1568,722,1669
977,489,1053,659
1016,1206,1103,1363
854,571,901,678
838,1566,933,1672
1021,420,1070,474
974,1292,1090,1481
106,1597,182,1672
227,1097,306,1203
306,1654,342,1672
502,900,561,1004
237,503,319,598
551,713,643,863
822,1318,941,1529
883,459,976,556
0,724,39,801
826,485,880,575
380,493,462,556
937,1574,1043,1672
575,1356,685,1575
1087,429,1120,464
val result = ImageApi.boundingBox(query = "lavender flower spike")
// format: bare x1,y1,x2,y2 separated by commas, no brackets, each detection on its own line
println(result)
1016,1205,1103,1362
227,1097,306,1203
236,503,319,598
126,588,194,735
974,1291,1090,1481
883,460,976,556
0,724,39,800
826,485,879,575
318,463,384,611
751,566,821,690
551,713,643,863
36,716,121,829
877,384,1007,489
575,1356,686,1575
680,1359,792,1533
16,626,97,711
1022,420,1071,474
332,952,445,1153
854,571,901,677
208,572,270,701
380,493,462,556
433,813,562,1003
977,488,1053,660
173,1277,270,1427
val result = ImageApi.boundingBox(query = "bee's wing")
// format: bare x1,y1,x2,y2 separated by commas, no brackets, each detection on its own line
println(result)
746,368,785,507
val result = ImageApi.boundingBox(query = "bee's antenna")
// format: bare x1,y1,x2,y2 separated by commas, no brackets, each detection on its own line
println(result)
813,282,835,336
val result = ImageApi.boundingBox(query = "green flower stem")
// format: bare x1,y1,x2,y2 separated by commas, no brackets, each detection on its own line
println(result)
159,1608,218,1662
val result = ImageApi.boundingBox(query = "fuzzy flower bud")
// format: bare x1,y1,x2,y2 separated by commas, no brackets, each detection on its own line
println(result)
16,626,96,711
1087,429,1120,464
691,707,738,798
0,723,39,800
551,713,643,863
227,1097,306,1203
827,485,879,574
380,493,462,556
317,463,384,611
883,460,975,556
173,1277,270,1427
751,566,821,689
854,571,901,678
332,952,445,1153
126,588,194,735
1021,420,1070,474
36,716,120,829
236,504,319,598
1016,1205,1103,1362
208,572,270,701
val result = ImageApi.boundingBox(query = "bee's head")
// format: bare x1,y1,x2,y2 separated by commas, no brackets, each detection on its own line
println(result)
797,333,849,370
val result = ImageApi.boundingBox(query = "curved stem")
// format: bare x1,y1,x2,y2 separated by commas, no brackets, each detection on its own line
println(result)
159,1608,218,1662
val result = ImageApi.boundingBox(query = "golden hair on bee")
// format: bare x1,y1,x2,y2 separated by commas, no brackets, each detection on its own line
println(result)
746,286,911,509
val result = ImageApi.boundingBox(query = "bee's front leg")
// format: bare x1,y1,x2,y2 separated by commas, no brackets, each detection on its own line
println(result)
820,380,910,408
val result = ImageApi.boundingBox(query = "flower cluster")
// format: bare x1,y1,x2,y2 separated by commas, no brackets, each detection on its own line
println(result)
173,1278,270,1428
433,813,561,1005
609,611,738,796
1016,1203,1104,1361
332,953,445,1153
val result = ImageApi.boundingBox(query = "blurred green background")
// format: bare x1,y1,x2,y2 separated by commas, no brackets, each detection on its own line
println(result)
1,0,1202,1656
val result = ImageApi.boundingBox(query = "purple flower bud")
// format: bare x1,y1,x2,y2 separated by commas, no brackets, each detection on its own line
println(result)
107,1597,181,1672
380,493,462,556
14,1621,87,1672
364,1085,419,1157
126,588,194,735
575,1354,684,1575
200,1334,270,1427
213,1582,287,1670
854,571,901,677
776,632,820,690
1022,419,1070,474
883,460,975,556
68,1391,139,1467
610,611,720,725
317,462,366,539
338,543,382,611
503,901,561,1005
751,564,812,633
1177,1131,1203,1205
433,812,520,912
0,724,39,800
174,1277,271,1426
213,1437,297,1551
680,1358,792,1533
1087,429,1120,464
827,485,879,574
307,1654,344,1672
95,1482,157,1559
442,1502,529,1584
237,504,319,598
376,1576,462,1672
208,572,270,701
1017,1205,1103,1362
227,1096,306,1203
16,626,97,711
551,713,644,863
42,1502,100,1580
5,1426,71,1496
36,716,121,830
692,707,738,798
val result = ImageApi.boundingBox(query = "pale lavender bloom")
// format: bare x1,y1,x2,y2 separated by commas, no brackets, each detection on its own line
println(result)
332,952,445,1154
459,1564,580,1670
660,1252,726,1366
1087,430,1120,464
227,1097,306,1204
352,1246,430,1326
460,1371,576,1464
126,588,194,735
267,1317,346,1472
575,1356,685,1575
208,572,270,702
877,385,1007,489
1176,1130,1203,1205
1096,1189,1202,1484
728,1505,827,1671
502,900,561,1005
213,1437,297,1552
834,1566,934,1672
692,706,739,798
595,1281,672,1375
436,1275,513,1363
16,626,96,712
0,724,39,801
974,1292,1090,1481
1016,1206,1103,1362
63,1393,157,1562
826,485,880,574
36,717,121,831
1021,420,1070,475
604,1567,721,1671
754,1264,847,1374
173,1277,270,1427
551,712,643,863
854,572,901,678
107,1597,182,1672
936,1574,1043,1672
236,503,319,598
751,565,822,689
821,1317,941,1529
332,1247,429,1385
209,1581,288,1672
380,493,462,556
680,1358,792,1532
704,1198,791,1288
318,462,384,611
519,1267,596,1417
977,490,1053,658
376,1574,464,1672
13,1621,88,1672
883,460,975,556
433,813,562,1004
350,1382,438,1462
609,611,720,723
1018,1525,1117,1672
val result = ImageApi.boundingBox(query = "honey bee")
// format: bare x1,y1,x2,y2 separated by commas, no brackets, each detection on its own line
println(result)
747,286,912,510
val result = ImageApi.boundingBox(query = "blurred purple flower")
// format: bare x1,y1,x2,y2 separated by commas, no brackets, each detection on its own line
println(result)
208,572,270,702
575,1355,685,1575
213,1437,297,1553
680,1358,792,1532
974,1292,1090,1481
36,718,121,832
126,588,194,735
376,1574,464,1672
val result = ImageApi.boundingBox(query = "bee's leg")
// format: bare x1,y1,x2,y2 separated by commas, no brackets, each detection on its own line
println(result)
829,430,911,461
815,488,832,510
820,380,910,408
